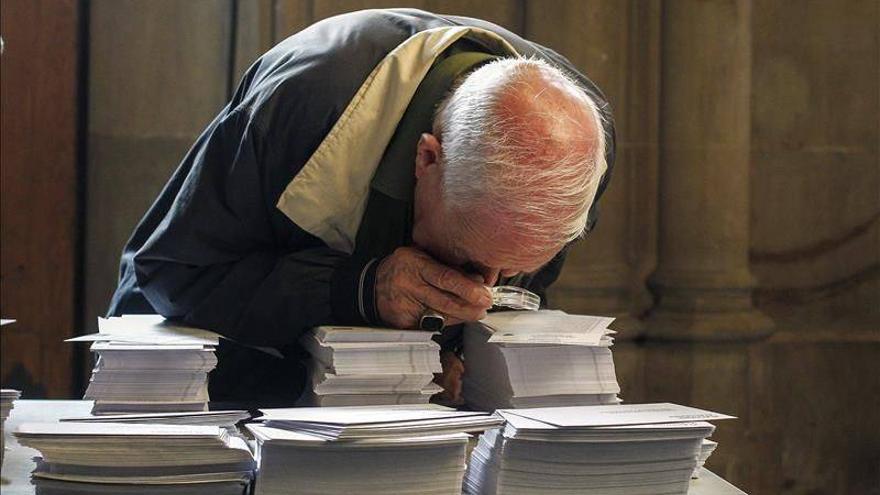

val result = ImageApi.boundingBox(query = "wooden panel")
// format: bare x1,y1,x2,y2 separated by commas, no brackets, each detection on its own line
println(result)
83,0,234,357
422,0,522,32
234,0,276,84
0,0,80,398
750,0,880,328
88,1,233,136
274,0,313,42
312,0,426,21
312,0,521,32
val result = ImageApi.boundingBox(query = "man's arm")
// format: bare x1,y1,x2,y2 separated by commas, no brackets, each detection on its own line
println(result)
133,109,491,348
132,109,378,348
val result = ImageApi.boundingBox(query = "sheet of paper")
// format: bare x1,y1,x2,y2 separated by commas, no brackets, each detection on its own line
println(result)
258,407,481,425
500,403,735,427
481,310,615,346
500,411,717,432
66,315,219,345
61,410,241,420
0,319,16,326
315,326,437,343
248,424,468,446
33,473,252,486
15,421,222,437
90,343,211,351
60,410,249,424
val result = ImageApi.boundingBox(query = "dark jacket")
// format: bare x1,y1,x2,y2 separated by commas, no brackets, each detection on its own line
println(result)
108,8,616,404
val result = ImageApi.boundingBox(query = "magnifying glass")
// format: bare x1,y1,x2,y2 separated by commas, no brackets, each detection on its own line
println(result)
419,285,541,331
490,285,541,311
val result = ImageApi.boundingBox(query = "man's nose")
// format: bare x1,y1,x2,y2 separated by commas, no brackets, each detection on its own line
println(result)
481,267,500,286
500,268,520,278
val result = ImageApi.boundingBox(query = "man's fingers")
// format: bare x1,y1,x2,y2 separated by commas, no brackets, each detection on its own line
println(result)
414,284,488,322
419,262,492,307
437,352,465,404
376,246,495,329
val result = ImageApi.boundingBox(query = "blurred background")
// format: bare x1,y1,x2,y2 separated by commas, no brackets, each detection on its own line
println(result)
1,1,878,493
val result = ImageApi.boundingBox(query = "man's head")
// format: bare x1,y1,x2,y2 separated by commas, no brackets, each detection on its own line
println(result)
412,57,607,285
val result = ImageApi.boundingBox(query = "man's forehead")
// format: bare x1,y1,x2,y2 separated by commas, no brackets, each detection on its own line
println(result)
465,242,560,273
446,203,565,273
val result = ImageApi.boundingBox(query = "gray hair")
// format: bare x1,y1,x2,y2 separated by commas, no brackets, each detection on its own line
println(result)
433,57,607,252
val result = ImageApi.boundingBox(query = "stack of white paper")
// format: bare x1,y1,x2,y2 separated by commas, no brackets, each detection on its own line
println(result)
68,316,220,414
300,326,442,406
14,422,255,493
249,406,503,495
464,403,733,495
59,410,250,428
258,406,504,439
30,478,251,495
462,310,621,410
692,439,718,478
1,388,21,465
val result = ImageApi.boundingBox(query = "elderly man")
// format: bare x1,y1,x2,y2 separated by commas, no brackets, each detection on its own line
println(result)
108,8,615,404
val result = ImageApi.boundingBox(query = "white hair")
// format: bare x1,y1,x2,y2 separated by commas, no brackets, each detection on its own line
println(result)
433,57,607,253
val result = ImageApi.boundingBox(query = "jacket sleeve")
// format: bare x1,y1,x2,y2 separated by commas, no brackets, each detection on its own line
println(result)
133,109,379,348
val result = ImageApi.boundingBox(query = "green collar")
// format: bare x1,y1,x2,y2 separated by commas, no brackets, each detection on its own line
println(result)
370,51,498,202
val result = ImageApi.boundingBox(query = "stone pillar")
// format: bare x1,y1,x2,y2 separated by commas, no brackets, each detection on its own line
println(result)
646,0,773,340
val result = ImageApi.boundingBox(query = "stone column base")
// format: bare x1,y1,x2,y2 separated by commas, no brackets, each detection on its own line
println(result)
645,306,774,341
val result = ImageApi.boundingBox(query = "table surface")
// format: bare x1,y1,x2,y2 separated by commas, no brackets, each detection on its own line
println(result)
1,400,747,495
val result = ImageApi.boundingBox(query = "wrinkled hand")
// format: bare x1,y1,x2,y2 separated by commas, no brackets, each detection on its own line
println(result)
434,350,465,405
376,246,493,329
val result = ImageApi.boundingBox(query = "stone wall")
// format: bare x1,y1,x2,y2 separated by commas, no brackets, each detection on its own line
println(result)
1,1,876,493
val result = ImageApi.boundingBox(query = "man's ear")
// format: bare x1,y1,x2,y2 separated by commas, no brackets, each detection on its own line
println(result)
415,133,442,179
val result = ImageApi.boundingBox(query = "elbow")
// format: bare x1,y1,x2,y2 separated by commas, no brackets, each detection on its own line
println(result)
133,252,206,318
